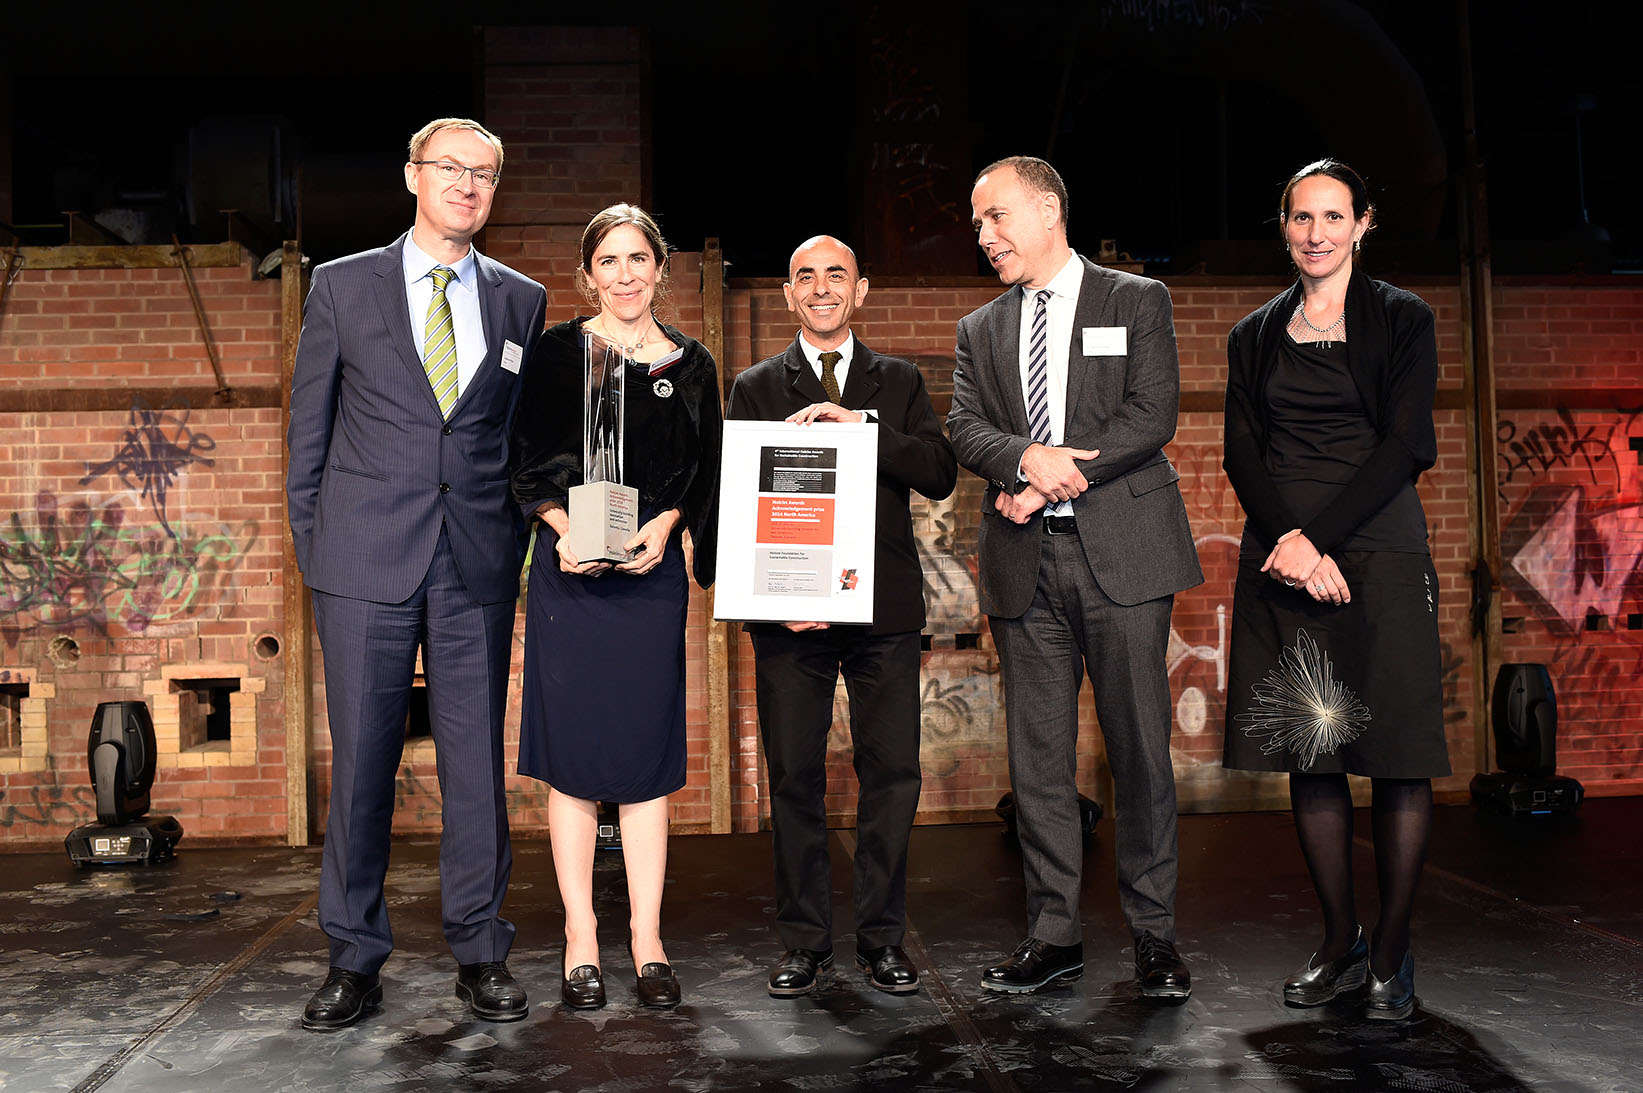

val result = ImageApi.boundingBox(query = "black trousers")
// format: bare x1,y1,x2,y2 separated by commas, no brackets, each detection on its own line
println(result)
750,627,923,952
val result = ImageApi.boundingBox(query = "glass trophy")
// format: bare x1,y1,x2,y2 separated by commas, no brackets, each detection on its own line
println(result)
566,330,641,563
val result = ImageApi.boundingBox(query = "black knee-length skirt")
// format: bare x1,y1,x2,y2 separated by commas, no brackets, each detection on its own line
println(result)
1222,550,1451,778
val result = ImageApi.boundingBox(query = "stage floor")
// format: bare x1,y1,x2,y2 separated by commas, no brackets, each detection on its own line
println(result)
3,798,1640,1092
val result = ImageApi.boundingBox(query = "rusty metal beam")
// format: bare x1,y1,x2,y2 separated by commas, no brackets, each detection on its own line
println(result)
173,235,233,400
279,240,312,847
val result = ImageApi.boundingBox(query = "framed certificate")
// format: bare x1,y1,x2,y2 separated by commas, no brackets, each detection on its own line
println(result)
713,420,878,623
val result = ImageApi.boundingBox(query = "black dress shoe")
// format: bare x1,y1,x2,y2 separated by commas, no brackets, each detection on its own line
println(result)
561,964,606,1010
1284,927,1369,1007
1365,950,1416,1021
1134,932,1191,1000
856,945,920,994
456,961,528,1021
636,961,682,1008
301,967,382,1031
981,938,1083,994
768,948,834,997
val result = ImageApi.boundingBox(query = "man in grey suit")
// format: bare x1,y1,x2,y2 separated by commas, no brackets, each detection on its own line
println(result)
286,118,547,1029
947,156,1202,998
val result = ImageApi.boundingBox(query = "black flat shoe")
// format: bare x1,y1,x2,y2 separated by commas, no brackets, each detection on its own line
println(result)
636,961,681,1008
768,948,834,997
1134,931,1191,1001
981,938,1083,994
456,961,528,1021
856,944,920,994
1365,950,1416,1021
301,967,382,1031
561,964,606,1010
1284,927,1369,1007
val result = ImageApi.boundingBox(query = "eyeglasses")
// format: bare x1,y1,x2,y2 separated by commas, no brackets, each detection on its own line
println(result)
412,160,499,190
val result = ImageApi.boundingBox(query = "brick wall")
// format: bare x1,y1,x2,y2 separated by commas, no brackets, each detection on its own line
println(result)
4,30,1640,849
1491,284,1643,792
0,261,288,841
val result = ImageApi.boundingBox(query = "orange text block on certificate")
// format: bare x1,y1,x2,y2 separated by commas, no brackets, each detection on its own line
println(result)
757,495,836,545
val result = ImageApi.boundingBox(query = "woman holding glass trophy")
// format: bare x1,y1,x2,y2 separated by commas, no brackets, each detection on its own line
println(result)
510,204,721,1011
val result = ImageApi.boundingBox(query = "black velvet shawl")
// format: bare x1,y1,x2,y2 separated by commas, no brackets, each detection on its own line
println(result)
509,317,721,587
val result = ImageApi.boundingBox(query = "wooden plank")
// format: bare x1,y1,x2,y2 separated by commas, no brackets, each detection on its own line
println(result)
0,386,281,413
5,242,245,270
279,241,312,848
700,237,733,835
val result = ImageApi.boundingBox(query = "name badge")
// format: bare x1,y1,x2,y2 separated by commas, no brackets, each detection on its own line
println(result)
1082,326,1127,356
500,340,524,374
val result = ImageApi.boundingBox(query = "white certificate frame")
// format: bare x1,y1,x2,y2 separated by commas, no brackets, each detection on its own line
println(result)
713,419,878,624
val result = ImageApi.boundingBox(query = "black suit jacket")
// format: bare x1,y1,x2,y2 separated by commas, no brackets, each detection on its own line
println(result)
726,335,957,635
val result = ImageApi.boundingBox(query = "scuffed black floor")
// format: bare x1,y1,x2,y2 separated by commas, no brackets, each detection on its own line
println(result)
2,800,1640,1091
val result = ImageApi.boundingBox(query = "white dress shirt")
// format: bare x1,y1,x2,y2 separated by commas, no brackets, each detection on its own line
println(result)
798,331,876,421
1017,251,1084,515
402,235,488,402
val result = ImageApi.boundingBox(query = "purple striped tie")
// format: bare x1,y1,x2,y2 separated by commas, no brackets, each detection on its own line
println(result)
1026,289,1052,444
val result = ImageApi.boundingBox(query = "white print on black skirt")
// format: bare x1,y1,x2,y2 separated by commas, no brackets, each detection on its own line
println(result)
1237,628,1373,770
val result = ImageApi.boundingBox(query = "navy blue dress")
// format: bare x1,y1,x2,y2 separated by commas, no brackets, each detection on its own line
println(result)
510,318,721,802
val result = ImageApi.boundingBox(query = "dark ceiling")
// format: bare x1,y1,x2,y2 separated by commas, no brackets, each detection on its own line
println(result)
4,1,1639,276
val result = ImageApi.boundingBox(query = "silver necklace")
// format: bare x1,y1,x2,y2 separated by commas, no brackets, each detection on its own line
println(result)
592,318,658,357
1290,301,1346,344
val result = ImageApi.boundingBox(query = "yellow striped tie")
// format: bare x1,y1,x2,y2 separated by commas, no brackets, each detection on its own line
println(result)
423,266,459,417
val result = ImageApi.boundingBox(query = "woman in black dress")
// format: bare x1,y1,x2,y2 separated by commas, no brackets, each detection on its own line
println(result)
1221,161,1447,1021
510,204,720,1010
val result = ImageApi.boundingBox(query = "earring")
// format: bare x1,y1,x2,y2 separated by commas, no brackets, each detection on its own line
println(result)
1353,238,1361,252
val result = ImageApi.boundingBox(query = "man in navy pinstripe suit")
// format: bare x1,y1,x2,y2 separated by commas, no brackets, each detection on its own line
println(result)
286,118,547,1030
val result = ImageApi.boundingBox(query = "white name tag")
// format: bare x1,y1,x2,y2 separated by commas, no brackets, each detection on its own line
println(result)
1082,326,1127,356
500,340,524,374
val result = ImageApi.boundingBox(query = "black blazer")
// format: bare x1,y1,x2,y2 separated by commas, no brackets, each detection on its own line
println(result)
726,335,957,635
1222,269,1438,553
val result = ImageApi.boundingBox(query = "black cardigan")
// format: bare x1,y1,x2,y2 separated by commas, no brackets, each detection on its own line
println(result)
1222,269,1438,554
509,317,721,587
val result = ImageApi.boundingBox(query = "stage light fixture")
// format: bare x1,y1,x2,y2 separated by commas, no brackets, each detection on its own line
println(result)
65,700,184,867
1469,663,1584,816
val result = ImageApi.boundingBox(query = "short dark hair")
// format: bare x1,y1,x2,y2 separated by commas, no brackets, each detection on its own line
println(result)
1280,159,1375,232
977,155,1070,231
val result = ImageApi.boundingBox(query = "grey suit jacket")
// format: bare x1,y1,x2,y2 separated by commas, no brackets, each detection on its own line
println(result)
947,257,1202,616
286,232,549,605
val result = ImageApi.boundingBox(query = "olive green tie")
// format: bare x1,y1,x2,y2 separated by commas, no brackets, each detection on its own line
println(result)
819,350,842,404
423,267,459,417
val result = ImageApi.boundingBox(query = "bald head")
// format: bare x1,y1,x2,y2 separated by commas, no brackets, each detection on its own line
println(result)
789,235,860,282
784,235,869,351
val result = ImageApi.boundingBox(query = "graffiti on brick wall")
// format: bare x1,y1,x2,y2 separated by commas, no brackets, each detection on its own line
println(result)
1498,407,1643,773
0,489,256,645
79,398,216,538
0,782,95,829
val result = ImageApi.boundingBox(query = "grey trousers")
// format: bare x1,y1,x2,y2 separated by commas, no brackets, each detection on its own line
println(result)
990,529,1180,946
